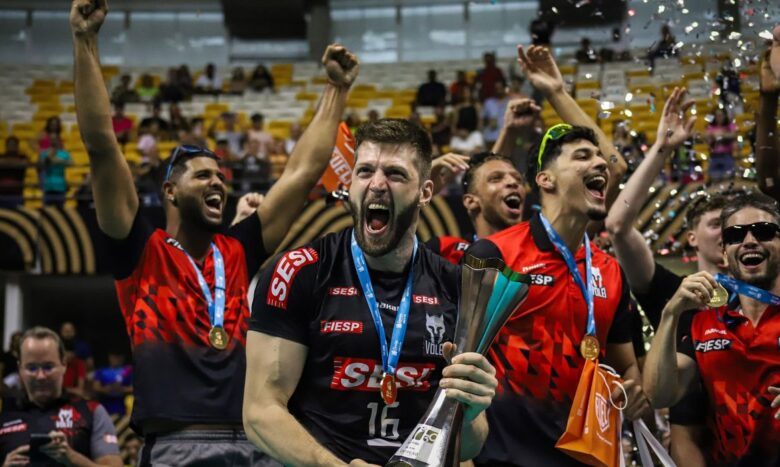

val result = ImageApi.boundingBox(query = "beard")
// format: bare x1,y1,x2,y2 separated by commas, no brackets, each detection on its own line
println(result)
482,204,514,232
729,254,780,291
177,195,223,233
351,196,419,257
586,206,608,221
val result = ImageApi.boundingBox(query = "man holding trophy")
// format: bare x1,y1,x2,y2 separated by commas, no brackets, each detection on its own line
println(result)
244,119,524,466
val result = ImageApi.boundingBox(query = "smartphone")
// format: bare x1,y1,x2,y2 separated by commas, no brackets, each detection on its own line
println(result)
29,433,52,462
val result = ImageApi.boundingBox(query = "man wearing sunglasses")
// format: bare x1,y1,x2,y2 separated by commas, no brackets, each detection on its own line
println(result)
467,122,647,466
70,1,358,464
644,192,780,467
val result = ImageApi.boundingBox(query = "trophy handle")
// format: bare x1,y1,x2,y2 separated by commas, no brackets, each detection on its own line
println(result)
385,388,462,467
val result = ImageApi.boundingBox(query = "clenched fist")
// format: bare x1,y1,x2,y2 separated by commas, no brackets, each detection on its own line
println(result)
503,98,541,130
322,44,359,89
70,0,108,37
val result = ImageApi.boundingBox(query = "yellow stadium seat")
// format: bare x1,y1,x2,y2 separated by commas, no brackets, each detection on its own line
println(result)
311,76,329,85
205,103,229,114
296,91,319,101
384,107,410,119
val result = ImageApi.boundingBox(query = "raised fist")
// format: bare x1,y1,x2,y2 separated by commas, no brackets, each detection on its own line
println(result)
504,98,541,130
322,44,359,88
70,0,108,37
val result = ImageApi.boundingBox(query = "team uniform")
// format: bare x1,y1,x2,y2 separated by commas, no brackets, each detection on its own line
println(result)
102,211,274,465
677,302,780,466
0,396,119,465
424,235,471,265
468,213,633,466
250,228,459,464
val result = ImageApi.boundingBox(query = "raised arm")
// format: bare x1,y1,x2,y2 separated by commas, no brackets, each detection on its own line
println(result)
605,88,695,292
517,45,627,206
70,0,138,239
491,97,540,158
258,45,358,254
243,332,350,467
643,272,714,408
756,48,780,202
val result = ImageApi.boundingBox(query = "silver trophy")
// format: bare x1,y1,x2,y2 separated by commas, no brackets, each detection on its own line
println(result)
386,254,530,467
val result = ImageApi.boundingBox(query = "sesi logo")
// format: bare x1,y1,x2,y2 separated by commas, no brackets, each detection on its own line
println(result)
267,248,319,310
413,295,440,305
328,287,359,296
320,320,364,334
694,338,732,353
331,357,436,392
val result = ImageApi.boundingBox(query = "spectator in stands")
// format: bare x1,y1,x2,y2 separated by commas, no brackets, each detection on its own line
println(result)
229,67,248,95
612,121,647,174
449,126,485,156
284,122,303,155
136,73,159,103
135,134,165,207
59,321,93,368
137,122,161,164
249,64,275,93
39,143,72,207
168,103,187,138
195,63,223,94
139,101,171,137
476,52,506,102
453,86,482,136
93,351,133,417
38,116,64,152
706,108,738,181
482,80,510,148
111,102,134,146
237,139,272,193
111,74,139,105
648,24,678,64
188,116,209,147
208,112,245,156
716,63,742,111
158,68,185,103
0,137,28,208
62,340,87,399
247,113,274,158
416,70,447,107
430,105,452,153
176,64,194,99
0,331,22,394
122,434,141,467
575,37,598,64
345,112,361,134
601,27,631,62
450,70,471,106
0,327,122,467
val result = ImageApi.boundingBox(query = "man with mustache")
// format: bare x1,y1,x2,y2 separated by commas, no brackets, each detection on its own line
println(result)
245,119,498,466
643,192,780,466
70,0,358,464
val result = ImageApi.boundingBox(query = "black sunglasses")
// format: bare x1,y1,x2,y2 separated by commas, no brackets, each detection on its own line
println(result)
722,222,780,245
164,145,219,181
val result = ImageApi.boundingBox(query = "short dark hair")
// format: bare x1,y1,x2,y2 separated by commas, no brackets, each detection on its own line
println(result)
526,125,598,192
165,146,220,183
250,113,264,123
685,194,728,230
720,192,780,227
462,152,518,193
21,326,65,362
354,118,433,180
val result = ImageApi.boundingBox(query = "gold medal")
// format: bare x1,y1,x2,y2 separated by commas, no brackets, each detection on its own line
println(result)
209,326,229,350
708,284,729,308
380,372,397,405
580,335,600,360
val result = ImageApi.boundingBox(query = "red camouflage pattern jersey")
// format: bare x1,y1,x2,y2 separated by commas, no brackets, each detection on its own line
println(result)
678,303,780,466
469,214,633,466
102,212,266,431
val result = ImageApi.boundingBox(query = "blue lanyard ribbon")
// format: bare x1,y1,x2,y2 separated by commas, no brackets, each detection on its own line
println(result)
350,230,417,377
166,238,226,329
715,273,780,306
539,214,596,336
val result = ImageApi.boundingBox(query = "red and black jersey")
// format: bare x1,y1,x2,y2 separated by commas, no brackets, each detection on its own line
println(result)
424,235,471,265
678,303,780,466
102,212,266,432
250,228,459,464
468,214,633,466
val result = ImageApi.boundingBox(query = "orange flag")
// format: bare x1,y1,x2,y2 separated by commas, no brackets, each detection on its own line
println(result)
320,122,355,192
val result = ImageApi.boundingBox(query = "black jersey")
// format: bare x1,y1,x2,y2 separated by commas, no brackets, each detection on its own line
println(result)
250,228,459,464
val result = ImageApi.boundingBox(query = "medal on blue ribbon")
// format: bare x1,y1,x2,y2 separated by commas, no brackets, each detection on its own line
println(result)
539,214,598,360
714,273,780,306
167,238,228,350
350,230,418,405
